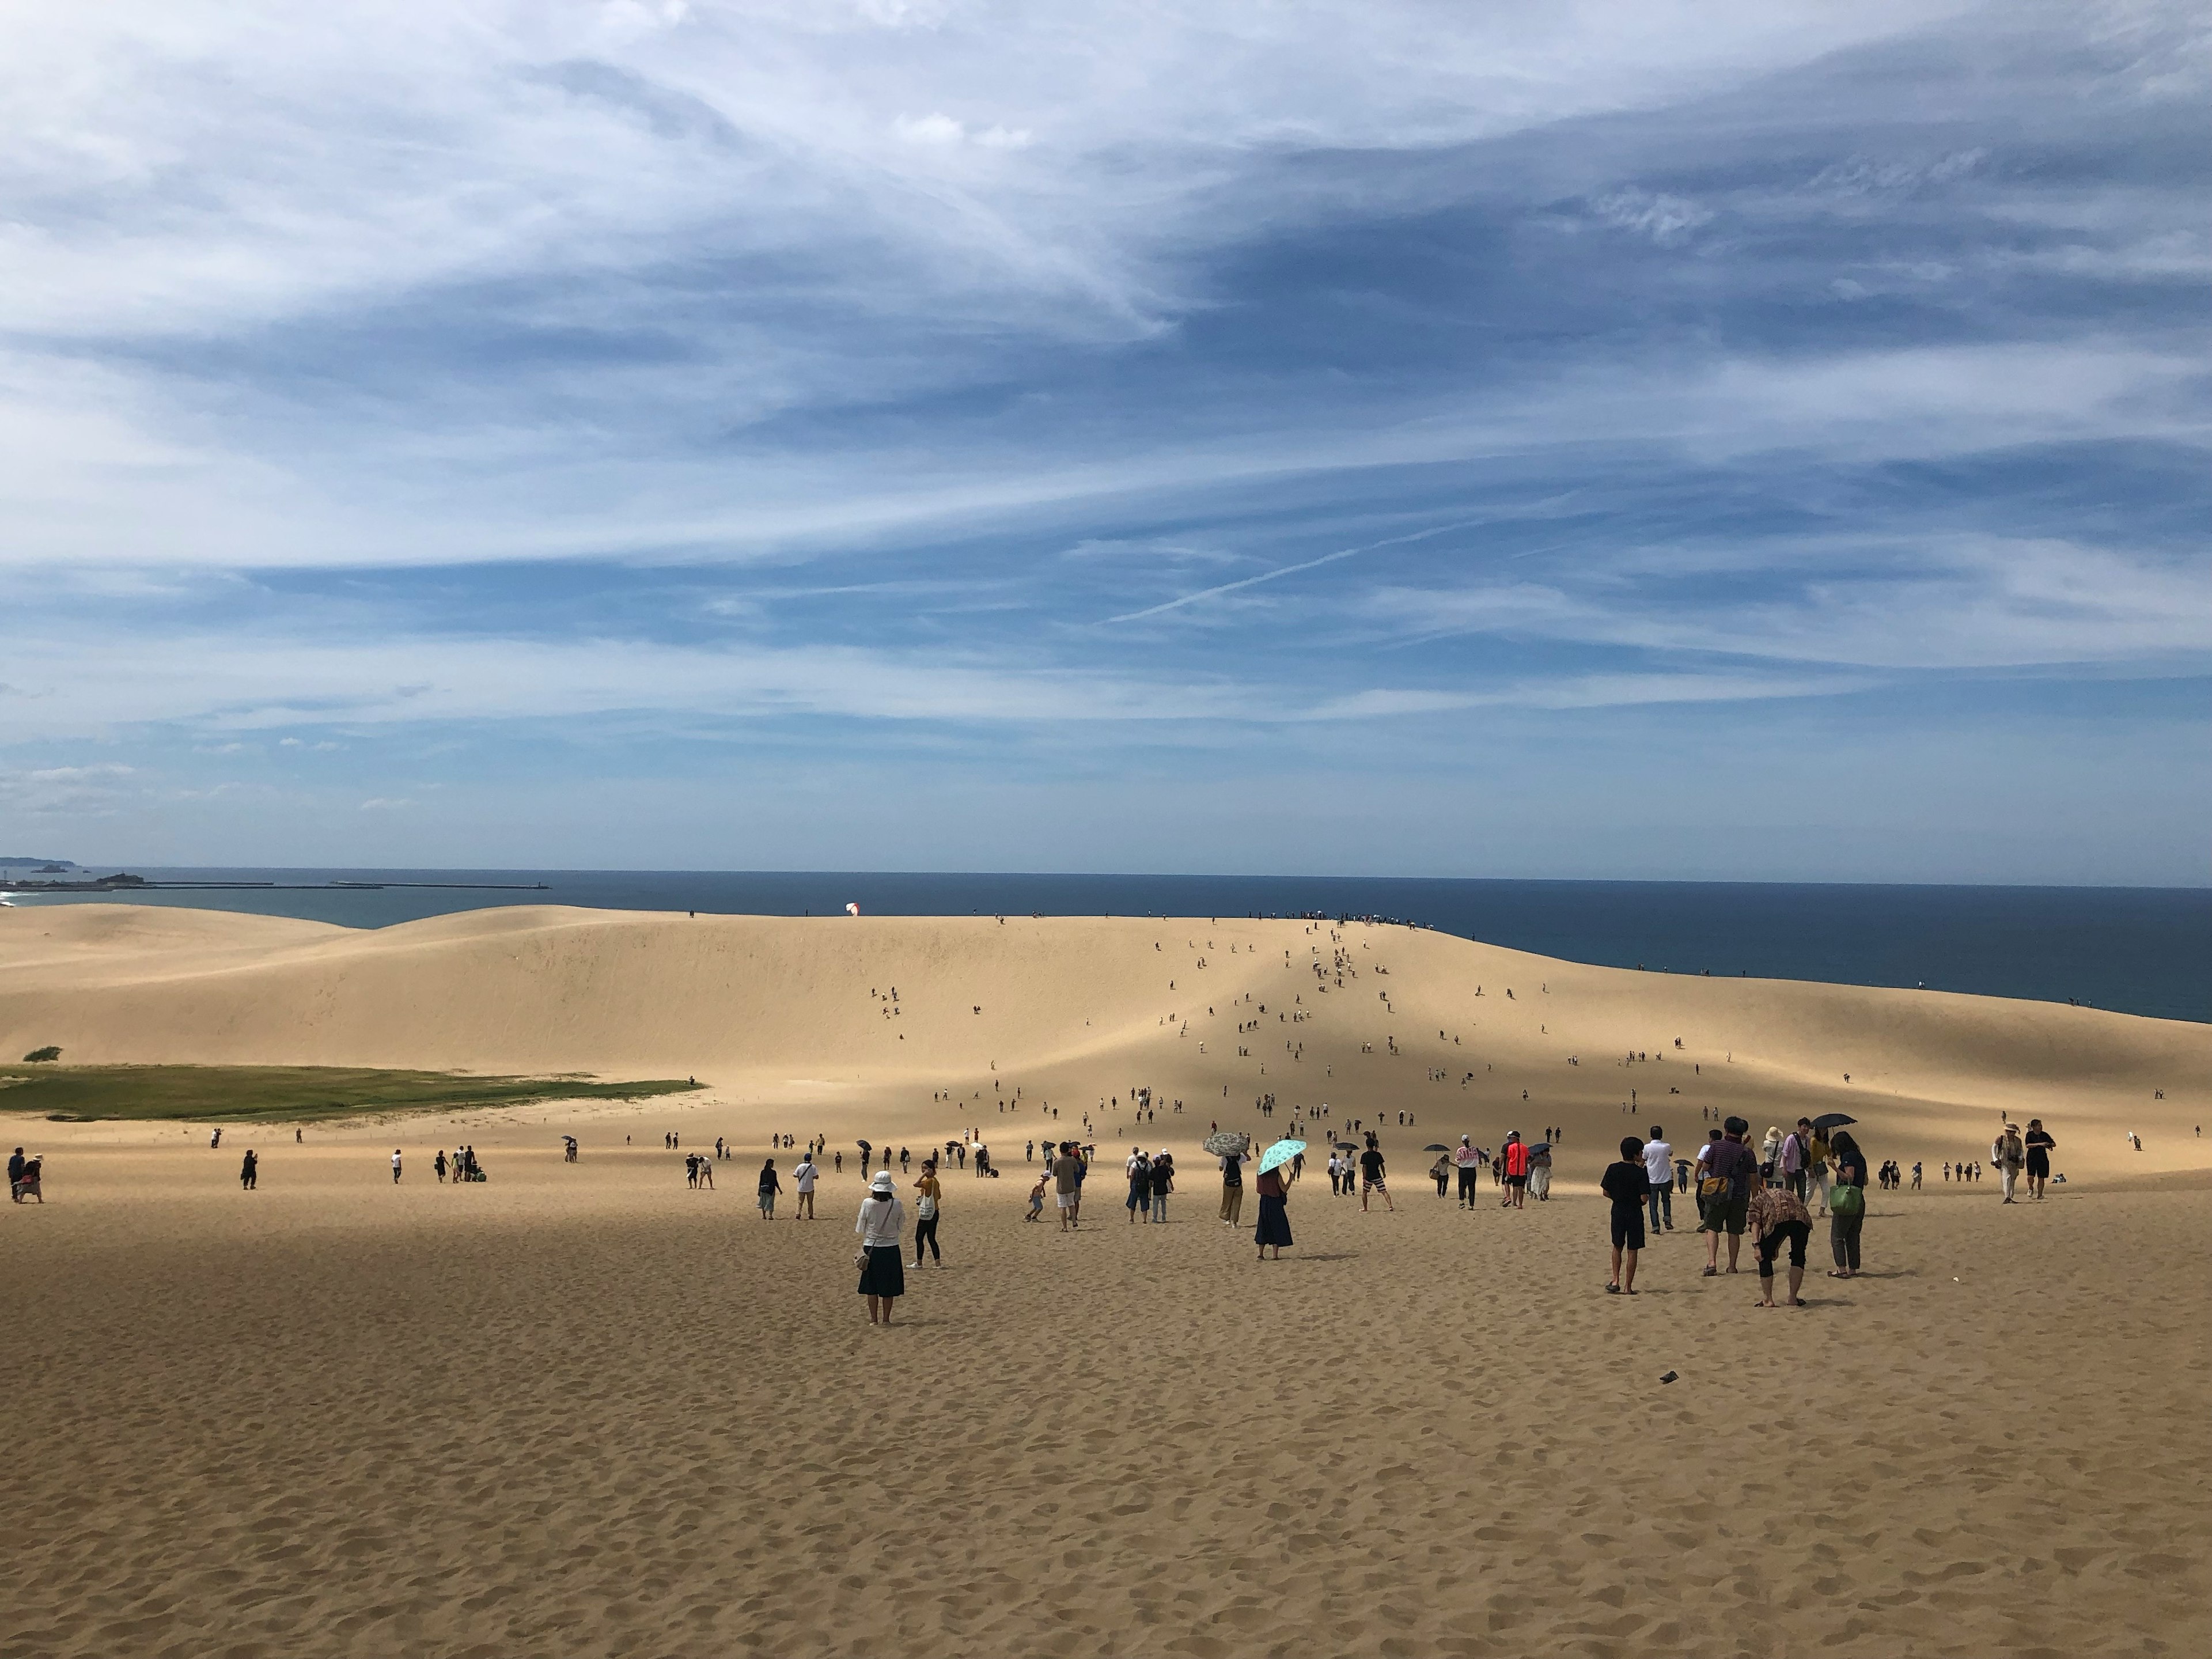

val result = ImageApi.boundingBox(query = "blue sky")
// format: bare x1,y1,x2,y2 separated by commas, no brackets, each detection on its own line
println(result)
3,1,2207,881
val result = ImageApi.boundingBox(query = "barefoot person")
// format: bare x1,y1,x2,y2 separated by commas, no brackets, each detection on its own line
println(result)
1699,1118,1758,1277
1748,1180,1813,1306
1358,1132,1394,1212
1600,1136,1647,1293
856,1170,906,1323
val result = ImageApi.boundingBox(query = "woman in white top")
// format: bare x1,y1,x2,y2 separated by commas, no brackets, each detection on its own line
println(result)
855,1170,907,1323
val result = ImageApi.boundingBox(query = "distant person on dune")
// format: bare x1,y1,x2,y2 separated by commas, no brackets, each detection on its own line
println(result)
391,1149,403,1184
240,1149,257,1190
792,1152,818,1219
1993,1124,2025,1203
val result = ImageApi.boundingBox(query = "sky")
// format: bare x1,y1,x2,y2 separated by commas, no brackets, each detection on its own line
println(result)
3,0,2207,882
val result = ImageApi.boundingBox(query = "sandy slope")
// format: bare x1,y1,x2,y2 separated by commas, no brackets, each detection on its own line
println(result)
2,904,2205,1177
3,903,2209,1659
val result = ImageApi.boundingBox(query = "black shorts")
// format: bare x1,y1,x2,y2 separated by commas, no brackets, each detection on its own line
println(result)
1506,1174,1528,1188
1610,1209,1646,1250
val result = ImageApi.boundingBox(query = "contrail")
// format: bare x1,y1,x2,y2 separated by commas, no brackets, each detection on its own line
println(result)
1100,516,1496,624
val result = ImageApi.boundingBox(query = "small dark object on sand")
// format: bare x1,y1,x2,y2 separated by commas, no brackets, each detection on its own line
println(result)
1659,1370,1679,1385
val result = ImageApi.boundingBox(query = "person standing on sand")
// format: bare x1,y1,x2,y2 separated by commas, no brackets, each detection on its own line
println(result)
856,1171,906,1323
1126,1147,1152,1222
1827,1130,1870,1278
757,1158,780,1218
1527,1135,1552,1202
1218,1146,1248,1226
1501,1131,1529,1209
1601,1137,1647,1294
1806,1123,1834,1217
1747,1181,1813,1306
1149,1149,1174,1222
1358,1134,1394,1212
1782,1120,1810,1200
1254,1161,1293,1260
1642,1126,1674,1234
391,1149,403,1185
1052,1142,1085,1232
1699,1118,1758,1277
434,1149,448,1183
2023,1120,2055,1200
240,1149,257,1190
7,1146,25,1202
1025,1173,1047,1222
1993,1124,2026,1203
1453,1135,1481,1208
911,1161,942,1267
792,1152,818,1219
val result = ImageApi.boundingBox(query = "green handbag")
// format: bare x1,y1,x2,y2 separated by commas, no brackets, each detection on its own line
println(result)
1831,1182,1864,1217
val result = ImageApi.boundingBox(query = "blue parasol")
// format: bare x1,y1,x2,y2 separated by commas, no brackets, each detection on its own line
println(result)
1258,1137,1305,1175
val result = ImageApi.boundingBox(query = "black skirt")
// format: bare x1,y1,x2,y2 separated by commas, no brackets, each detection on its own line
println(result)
1255,1194,1293,1248
858,1244,906,1297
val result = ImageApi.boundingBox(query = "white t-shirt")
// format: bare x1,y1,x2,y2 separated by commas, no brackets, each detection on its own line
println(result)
793,1160,817,1192
1642,1139,1672,1184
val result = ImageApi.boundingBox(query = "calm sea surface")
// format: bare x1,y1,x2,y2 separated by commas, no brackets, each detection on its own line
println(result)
8,869,2206,1025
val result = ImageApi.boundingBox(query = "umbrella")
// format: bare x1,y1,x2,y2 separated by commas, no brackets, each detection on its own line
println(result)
1334,1140,1358,1151
1202,1131,1250,1156
1422,1143,1450,1152
1811,1112,1857,1131
855,1139,873,1152
1258,1138,1305,1175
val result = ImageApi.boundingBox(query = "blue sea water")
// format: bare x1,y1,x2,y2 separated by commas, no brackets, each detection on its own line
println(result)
8,869,2206,1025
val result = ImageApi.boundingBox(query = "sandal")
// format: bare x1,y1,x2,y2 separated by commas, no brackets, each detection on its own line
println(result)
1605,1282,1619,1293
1701,1265,1718,1277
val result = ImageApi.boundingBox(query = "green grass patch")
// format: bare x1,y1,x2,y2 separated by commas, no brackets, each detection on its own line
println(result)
0,1065,704,1123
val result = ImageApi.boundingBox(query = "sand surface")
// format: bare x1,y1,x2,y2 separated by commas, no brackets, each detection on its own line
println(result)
3,904,2209,1658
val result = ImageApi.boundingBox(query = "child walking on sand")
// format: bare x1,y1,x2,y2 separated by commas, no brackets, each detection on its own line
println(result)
1025,1173,1047,1221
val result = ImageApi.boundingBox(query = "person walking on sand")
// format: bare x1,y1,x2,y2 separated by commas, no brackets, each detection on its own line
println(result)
1601,1136,1648,1294
1993,1123,2026,1203
391,1149,403,1184
1025,1172,1047,1222
1125,1147,1152,1222
1453,1135,1481,1208
911,1160,942,1267
434,1148,448,1183
1149,1149,1174,1222
756,1158,781,1218
2023,1120,2055,1200
240,1149,257,1190
7,1146,26,1203
792,1152,818,1219
1255,1160,1293,1260
1218,1144,1248,1226
1826,1130,1869,1277
1699,1118,1759,1277
1642,1125,1674,1234
1052,1141,1085,1232
1781,1119,1810,1200
1747,1180,1813,1306
1358,1134,1394,1212
1500,1131,1529,1209
1430,1150,1451,1197
856,1171,906,1323
1527,1135,1552,1202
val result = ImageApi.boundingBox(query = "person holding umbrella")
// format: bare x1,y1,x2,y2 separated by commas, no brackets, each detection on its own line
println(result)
1255,1137,1300,1260
1205,1131,1250,1226
855,1169,906,1323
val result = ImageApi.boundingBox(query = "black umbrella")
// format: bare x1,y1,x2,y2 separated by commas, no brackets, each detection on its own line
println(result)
1422,1143,1450,1152
1811,1112,1857,1131
856,1139,873,1152
1334,1140,1358,1151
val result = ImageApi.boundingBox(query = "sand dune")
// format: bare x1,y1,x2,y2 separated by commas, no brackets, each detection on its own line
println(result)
3,903,2209,1659
3,904,2205,1177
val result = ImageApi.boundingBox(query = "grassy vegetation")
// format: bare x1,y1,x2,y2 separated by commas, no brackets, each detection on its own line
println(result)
0,1065,704,1123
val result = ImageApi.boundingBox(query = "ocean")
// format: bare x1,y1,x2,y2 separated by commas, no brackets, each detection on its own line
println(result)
7,869,2205,1025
